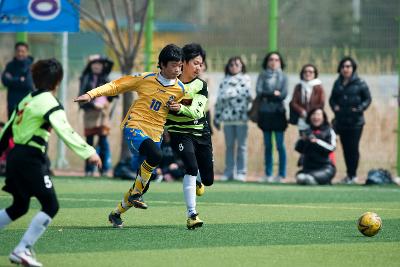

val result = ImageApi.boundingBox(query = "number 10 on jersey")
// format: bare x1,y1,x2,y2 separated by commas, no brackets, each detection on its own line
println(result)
149,99,162,111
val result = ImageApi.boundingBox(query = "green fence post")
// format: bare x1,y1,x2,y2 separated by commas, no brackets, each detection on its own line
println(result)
397,17,400,176
268,0,278,52
16,32,28,43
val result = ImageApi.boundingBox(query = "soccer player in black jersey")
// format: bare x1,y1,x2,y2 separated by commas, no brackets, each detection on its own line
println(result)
0,59,101,266
165,43,214,229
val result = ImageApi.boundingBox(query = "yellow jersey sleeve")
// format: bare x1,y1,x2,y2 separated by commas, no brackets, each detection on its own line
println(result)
175,84,189,103
86,75,143,99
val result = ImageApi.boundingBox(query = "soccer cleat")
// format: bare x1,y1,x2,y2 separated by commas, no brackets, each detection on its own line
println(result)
108,212,123,228
9,247,42,267
196,181,205,196
186,213,204,230
128,194,148,209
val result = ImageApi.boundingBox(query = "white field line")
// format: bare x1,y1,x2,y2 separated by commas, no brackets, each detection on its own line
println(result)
1,195,399,211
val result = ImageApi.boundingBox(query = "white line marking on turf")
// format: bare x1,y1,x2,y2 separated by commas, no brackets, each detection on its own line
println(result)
1,195,399,211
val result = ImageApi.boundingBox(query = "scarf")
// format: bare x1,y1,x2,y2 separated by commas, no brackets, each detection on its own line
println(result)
300,78,322,104
265,68,283,90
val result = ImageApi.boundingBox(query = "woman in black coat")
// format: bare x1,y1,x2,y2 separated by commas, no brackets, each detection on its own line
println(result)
329,56,371,184
295,108,336,185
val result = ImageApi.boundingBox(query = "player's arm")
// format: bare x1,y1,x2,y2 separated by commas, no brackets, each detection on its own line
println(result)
47,107,101,166
310,129,337,153
177,94,208,120
74,75,142,103
175,81,208,119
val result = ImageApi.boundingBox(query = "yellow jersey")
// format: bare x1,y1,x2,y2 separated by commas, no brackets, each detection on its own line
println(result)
86,72,185,142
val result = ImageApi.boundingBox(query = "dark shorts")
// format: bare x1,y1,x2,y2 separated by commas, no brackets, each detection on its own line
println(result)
169,133,214,186
3,145,56,199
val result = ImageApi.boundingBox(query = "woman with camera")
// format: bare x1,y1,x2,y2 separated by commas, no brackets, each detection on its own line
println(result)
295,108,336,185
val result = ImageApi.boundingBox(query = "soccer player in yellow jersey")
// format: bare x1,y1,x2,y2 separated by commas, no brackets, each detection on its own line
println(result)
75,44,185,228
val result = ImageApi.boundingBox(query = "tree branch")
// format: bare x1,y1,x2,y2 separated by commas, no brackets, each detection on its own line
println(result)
94,0,123,59
84,20,124,69
110,0,127,55
67,0,123,60
124,0,134,53
130,0,148,61
66,0,105,31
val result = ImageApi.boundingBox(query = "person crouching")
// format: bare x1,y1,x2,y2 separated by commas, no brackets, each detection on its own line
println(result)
295,108,336,185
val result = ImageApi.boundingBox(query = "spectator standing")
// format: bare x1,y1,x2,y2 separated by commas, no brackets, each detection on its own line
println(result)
1,42,34,119
290,64,325,135
295,108,336,185
214,57,252,181
79,55,114,176
329,56,371,184
256,52,288,183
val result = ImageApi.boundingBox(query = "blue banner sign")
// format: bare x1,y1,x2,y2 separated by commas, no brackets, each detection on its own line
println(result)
0,0,80,32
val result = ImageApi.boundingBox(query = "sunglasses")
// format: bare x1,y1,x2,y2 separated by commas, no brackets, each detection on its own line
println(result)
229,63,241,67
341,64,353,69
269,58,280,62
303,70,315,74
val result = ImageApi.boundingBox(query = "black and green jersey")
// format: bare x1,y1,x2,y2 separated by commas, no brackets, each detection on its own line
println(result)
165,78,210,136
0,90,95,159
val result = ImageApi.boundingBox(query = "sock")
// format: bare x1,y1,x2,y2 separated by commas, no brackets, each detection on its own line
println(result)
0,209,12,230
183,174,197,217
14,211,52,253
196,171,202,183
132,160,156,195
113,189,134,215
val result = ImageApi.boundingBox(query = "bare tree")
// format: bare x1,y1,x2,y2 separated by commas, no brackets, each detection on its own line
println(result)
68,0,149,163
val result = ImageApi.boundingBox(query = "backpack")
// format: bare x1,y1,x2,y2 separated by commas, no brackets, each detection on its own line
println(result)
365,169,394,185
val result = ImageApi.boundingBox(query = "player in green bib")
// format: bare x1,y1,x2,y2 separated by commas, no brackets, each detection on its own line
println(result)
0,59,101,267
165,43,214,229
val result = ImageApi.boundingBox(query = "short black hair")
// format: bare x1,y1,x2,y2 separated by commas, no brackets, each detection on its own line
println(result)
224,56,247,76
261,51,286,70
31,58,63,91
337,56,357,73
15,42,29,50
300,64,319,80
182,43,206,63
158,44,182,68
306,108,329,127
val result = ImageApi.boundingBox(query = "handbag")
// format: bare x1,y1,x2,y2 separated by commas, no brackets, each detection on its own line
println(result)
248,96,261,123
288,101,299,125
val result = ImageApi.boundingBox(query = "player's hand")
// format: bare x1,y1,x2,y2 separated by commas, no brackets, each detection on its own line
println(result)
88,153,102,169
169,102,181,112
74,94,92,103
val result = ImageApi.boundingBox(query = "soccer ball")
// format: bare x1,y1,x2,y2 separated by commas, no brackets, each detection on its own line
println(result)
357,212,382,237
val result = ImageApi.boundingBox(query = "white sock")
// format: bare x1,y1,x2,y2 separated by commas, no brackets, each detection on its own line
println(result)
183,174,197,217
0,209,12,230
196,171,202,183
15,211,52,252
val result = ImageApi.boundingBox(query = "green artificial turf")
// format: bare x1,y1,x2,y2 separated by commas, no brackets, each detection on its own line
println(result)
0,176,399,267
